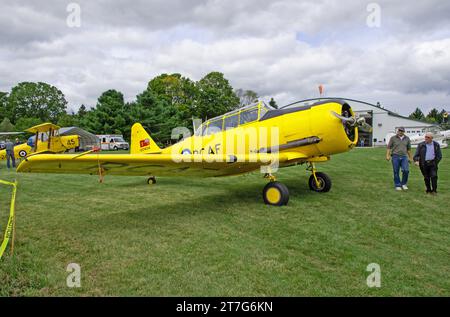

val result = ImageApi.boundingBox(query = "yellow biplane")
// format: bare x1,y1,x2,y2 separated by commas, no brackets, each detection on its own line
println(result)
0,123,79,160
17,100,370,206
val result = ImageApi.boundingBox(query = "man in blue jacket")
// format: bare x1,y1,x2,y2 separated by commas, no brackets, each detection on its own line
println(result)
413,132,443,195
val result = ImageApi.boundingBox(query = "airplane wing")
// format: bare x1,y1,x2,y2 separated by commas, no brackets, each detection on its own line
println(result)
26,123,60,133
0,132,23,135
16,152,309,177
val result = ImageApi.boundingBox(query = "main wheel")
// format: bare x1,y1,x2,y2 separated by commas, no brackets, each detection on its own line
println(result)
147,176,156,184
308,172,332,192
263,181,289,206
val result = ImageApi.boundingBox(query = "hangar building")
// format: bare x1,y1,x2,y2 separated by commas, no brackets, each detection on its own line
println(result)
59,127,100,151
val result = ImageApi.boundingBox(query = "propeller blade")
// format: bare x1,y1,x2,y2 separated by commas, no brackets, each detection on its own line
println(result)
330,111,356,125
359,122,373,133
331,111,373,132
355,117,373,133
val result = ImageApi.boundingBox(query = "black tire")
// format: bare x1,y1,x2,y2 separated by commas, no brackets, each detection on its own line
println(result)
308,172,332,192
113,146,118,151
262,181,289,206
147,177,156,184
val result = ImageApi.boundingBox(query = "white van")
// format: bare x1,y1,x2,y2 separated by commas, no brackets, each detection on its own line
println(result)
97,134,129,151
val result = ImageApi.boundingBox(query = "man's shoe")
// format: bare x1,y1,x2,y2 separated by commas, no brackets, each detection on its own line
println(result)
395,187,402,191
431,191,437,195
402,185,408,190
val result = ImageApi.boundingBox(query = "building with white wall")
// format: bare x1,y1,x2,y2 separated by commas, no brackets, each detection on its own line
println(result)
348,99,437,146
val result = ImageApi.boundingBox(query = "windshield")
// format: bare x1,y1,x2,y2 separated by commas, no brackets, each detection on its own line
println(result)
114,137,125,142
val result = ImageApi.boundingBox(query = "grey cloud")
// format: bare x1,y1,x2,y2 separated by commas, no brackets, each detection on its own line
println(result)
0,0,449,116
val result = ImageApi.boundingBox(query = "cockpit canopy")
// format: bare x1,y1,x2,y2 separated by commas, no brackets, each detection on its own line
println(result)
194,101,273,136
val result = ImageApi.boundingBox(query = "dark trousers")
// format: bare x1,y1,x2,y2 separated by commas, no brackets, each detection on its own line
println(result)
420,161,438,192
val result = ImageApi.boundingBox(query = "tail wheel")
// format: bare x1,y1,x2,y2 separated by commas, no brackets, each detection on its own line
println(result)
263,181,289,206
308,172,332,192
147,176,156,185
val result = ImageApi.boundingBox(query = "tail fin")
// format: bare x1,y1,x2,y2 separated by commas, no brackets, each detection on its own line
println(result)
131,123,162,154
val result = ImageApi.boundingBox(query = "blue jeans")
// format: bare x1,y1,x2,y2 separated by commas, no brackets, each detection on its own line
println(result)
392,155,409,187
6,150,15,168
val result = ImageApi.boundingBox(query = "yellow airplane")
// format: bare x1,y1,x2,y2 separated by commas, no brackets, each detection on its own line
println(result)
0,123,79,160
17,100,369,206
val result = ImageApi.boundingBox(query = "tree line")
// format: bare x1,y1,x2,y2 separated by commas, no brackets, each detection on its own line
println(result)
408,107,449,128
0,72,274,145
2,72,446,145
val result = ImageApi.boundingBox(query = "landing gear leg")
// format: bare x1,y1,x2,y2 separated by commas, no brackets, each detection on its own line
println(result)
98,167,105,183
262,173,289,206
307,162,332,192
147,176,156,185
264,173,277,182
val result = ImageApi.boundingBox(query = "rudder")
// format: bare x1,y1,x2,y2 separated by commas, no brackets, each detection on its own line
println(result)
131,123,162,154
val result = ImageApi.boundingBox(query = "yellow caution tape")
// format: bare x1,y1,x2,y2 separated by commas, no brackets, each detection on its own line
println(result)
0,179,17,260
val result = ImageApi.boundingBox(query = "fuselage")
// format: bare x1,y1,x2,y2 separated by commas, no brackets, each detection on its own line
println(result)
16,100,359,178
0,134,79,160
164,100,358,173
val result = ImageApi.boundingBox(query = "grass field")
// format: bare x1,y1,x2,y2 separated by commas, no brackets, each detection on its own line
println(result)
0,148,449,296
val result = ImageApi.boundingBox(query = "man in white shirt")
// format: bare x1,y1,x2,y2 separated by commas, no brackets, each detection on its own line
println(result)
413,132,443,194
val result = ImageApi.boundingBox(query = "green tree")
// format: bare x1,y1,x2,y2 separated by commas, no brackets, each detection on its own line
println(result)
57,113,79,127
439,109,447,125
235,89,258,107
147,73,197,128
130,89,183,145
6,82,67,123
0,92,8,120
0,118,15,132
196,72,239,120
82,90,127,135
409,107,425,121
426,108,442,124
244,90,258,105
269,98,278,109
77,104,88,117
14,117,42,132
148,73,197,108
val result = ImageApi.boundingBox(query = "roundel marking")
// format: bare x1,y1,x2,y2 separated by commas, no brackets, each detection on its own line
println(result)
18,150,27,157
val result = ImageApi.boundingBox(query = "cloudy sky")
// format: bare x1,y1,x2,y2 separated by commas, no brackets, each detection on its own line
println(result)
1,0,449,115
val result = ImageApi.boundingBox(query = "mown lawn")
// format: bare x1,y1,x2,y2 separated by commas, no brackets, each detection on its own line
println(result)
0,148,449,296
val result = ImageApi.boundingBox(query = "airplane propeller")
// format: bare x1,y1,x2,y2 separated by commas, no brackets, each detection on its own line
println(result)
356,117,373,133
331,111,373,133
